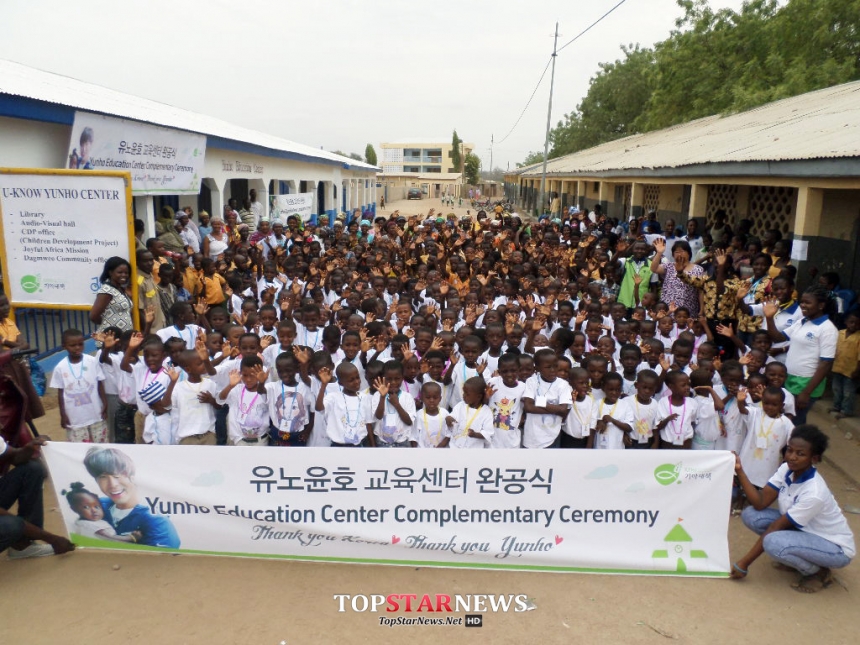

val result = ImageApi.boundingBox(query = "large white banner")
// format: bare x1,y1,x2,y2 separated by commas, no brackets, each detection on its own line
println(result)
0,171,132,307
44,444,733,576
66,111,206,195
271,193,314,223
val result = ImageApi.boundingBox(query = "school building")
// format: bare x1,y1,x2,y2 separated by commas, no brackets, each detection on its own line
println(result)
380,139,474,175
504,81,860,291
0,59,379,240
0,59,379,358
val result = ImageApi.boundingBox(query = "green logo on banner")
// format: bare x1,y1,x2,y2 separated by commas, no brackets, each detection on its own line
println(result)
20,275,40,293
652,522,709,572
654,463,681,486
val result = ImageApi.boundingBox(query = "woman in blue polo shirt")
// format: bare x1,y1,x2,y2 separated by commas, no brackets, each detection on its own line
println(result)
762,286,838,424
731,425,854,592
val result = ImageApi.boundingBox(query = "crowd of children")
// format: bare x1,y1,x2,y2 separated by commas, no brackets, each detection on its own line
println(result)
42,205,860,495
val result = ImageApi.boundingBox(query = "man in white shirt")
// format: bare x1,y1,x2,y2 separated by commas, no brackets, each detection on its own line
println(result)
249,189,265,230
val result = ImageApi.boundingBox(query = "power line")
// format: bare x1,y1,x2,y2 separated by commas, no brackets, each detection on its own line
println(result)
496,55,553,144
557,0,630,54
494,0,631,148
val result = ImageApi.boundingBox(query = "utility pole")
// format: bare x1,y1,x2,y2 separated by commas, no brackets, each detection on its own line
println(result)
538,22,558,218
490,133,494,180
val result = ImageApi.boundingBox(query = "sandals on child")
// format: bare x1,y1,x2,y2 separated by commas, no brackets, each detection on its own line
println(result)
791,568,834,593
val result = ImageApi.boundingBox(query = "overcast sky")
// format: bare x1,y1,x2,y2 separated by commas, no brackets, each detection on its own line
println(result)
2,0,747,171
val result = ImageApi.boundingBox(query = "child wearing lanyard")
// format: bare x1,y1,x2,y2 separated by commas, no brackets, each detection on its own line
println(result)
446,377,494,449
265,352,314,446
562,367,595,448
522,349,573,449
217,356,269,446
155,301,207,347
411,382,450,448
588,373,632,450
738,386,793,488
120,333,177,445
318,363,373,447
627,370,662,449
295,303,325,352
715,362,746,453
371,361,416,447
656,371,699,449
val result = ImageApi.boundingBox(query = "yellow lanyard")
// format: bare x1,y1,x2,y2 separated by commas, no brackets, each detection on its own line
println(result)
598,399,618,419
758,414,777,442
571,394,593,428
422,409,444,445
460,405,483,438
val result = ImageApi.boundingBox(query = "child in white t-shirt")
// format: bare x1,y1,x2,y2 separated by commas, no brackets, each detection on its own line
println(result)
690,369,726,450
446,377,494,449
170,349,219,445
562,367,595,448
523,350,572,448
319,362,372,446
50,329,108,443
486,354,526,449
738,385,793,487
627,369,662,449
656,370,699,448
371,361,416,447
411,382,450,448
588,373,632,450
217,356,269,446
265,351,314,446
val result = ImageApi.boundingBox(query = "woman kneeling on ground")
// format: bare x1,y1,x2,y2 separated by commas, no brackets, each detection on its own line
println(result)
731,424,855,592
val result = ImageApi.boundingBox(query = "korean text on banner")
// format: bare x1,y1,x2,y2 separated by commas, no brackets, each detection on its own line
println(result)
44,444,734,576
271,193,314,224
66,111,206,195
0,171,132,307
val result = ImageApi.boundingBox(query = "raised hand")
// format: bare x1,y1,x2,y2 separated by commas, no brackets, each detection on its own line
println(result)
293,346,311,365
166,367,180,383
762,299,780,319
319,366,333,385
716,323,734,338
144,305,156,324
128,331,144,350
261,335,275,349
373,376,389,397
476,360,488,375
228,370,242,387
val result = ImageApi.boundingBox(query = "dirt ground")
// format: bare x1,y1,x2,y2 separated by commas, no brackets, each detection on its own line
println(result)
3,211,859,644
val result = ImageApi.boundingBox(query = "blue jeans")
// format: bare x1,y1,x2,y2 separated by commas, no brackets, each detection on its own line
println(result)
741,507,851,575
792,398,819,426
831,373,858,416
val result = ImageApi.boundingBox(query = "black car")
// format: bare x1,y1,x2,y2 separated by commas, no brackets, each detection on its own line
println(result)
407,188,422,200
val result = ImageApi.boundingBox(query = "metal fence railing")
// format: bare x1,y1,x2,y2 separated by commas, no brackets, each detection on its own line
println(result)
15,308,97,359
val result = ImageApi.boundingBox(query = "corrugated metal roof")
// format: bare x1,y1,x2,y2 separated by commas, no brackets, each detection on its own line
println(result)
379,172,462,180
518,81,860,177
0,59,378,172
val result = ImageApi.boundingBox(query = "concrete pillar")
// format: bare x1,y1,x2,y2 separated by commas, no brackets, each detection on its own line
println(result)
598,181,611,215
688,183,708,226
793,187,825,290
577,181,586,209
630,182,645,221
135,195,156,241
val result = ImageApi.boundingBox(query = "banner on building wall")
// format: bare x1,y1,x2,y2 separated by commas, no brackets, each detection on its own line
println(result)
66,111,206,195
44,444,733,576
0,169,135,308
271,193,314,223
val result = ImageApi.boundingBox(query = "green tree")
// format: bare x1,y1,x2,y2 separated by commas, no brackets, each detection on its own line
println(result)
464,152,481,185
348,152,363,161
517,150,546,168
550,45,654,157
450,130,462,172
364,144,377,166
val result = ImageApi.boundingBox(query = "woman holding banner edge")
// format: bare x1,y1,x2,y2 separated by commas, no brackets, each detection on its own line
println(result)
731,424,854,593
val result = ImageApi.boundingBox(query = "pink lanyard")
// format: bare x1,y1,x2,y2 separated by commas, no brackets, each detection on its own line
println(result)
239,386,259,414
669,399,687,442
143,367,164,387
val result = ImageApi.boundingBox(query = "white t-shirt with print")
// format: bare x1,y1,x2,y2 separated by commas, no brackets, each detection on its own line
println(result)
265,381,313,439
739,407,793,487
219,384,269,444
50,355,105,428
486,377,525,449
656,396,699,445
324,390,370,445
564,394,597,439
522,375,573,448
448,402,494,449
591,397,632,450
412,407,450,448
371,390,417,445
170,379,218,440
